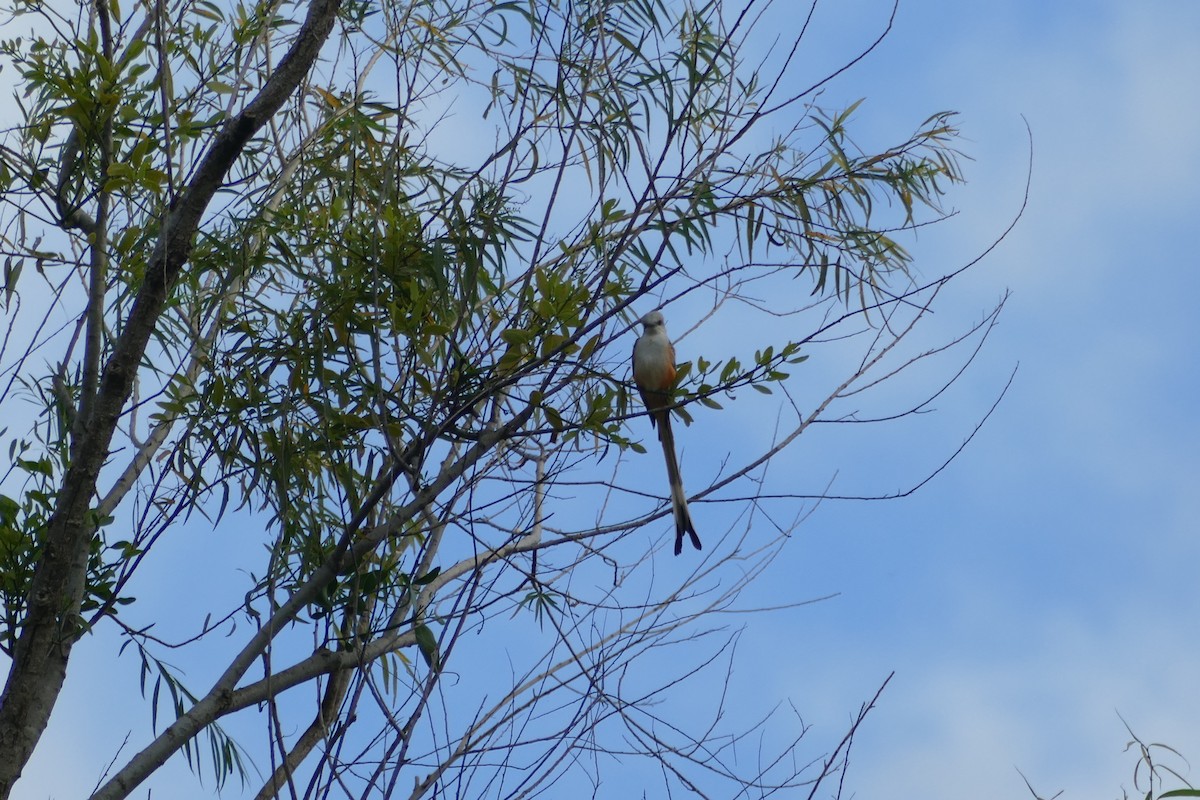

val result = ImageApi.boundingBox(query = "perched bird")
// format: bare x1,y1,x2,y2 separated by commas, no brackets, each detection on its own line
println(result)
632,310,701,555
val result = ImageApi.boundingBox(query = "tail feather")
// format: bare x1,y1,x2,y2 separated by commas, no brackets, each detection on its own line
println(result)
657,414,701,555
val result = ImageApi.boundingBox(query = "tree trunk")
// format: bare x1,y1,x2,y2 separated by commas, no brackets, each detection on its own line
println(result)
0,0,343,793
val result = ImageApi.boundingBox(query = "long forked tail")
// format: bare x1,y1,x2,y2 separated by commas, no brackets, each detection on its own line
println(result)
656,413,701,555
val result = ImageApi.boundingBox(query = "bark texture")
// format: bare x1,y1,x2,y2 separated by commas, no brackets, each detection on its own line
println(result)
0,0,344,794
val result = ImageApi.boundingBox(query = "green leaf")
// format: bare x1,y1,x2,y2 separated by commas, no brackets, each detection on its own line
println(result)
415,567,441,585
578,334,601,361
414,623,439,670
3,257,22,307
499,328,531,347
540,332,570,358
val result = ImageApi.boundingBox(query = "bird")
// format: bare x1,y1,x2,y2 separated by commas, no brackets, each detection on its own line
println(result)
631,310,701,555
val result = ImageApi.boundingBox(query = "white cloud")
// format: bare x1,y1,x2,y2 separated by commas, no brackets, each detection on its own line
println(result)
853,608,1200,799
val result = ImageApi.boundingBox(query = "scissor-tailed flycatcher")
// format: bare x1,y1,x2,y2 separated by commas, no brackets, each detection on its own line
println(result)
632,310,701,555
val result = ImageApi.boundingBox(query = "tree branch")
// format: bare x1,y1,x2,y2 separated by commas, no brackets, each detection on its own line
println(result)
0,0,345,795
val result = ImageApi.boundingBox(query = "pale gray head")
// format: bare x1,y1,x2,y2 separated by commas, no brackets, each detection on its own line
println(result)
638,310,666,332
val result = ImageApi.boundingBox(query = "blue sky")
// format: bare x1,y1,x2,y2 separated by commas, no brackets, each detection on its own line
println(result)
740,2,1200,798
9,1,1200,798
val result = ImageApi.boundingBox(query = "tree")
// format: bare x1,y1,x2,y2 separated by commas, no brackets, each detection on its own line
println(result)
0,0,1007,797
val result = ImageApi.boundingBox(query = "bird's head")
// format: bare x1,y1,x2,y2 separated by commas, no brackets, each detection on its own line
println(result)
638,310,666,332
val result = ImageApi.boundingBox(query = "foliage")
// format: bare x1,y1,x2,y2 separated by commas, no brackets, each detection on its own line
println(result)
0,0,1003,798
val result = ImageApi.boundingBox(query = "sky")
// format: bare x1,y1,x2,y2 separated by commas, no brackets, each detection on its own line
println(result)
7,0,1200,798
738,2,1200,798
